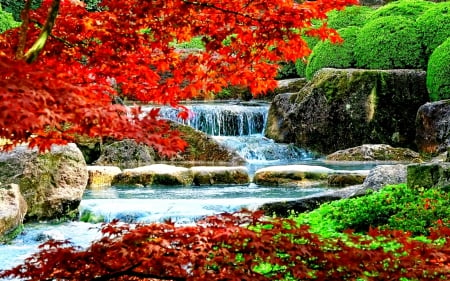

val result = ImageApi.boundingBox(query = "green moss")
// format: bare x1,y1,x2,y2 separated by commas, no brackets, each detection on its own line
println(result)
80,210,105,223
305,26,359,80
326,5,374,30
354,16,425,69
426,38,450,101
368,0,435,21
417,2,450,59
0,224,23,244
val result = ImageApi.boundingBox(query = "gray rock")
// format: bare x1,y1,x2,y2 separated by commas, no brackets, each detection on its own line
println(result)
94,139,157,169
415,100,450,155
265,68,428,154
0,184,27,239
407,162,450,191
0,144,88,221
190,166,250,185
253,165,332,187
113,164,194,186
326,144,422,162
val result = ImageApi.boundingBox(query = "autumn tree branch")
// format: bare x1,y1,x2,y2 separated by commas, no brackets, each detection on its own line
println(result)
24,0,61,63
16,0,32,59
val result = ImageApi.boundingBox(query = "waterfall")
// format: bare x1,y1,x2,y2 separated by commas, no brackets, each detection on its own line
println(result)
146,102,314,162
154,102,268,136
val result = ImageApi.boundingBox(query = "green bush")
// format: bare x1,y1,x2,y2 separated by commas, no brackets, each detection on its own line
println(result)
416,2,450,59
0,0,42,21
275,61,298,79
294,36,319,77
294,183,450,236
368,0,435,20
354,15,425,69
305,26,359,80
326,5,374,30
0,4,19,32
426,38,450,101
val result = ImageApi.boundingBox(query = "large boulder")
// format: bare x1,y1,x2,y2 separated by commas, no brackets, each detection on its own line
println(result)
0,184,27,240
265,68,429,154
0,144,88,221
94,139,157,169
415,100,450,155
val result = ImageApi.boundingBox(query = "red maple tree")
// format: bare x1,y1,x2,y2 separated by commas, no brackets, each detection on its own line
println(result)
0,0,356,155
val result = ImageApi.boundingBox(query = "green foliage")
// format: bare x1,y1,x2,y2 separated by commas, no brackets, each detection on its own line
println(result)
427,37,450,101
294,36,319,77
293,184,450,236
416,2,450,59
82,0,103,11
0,0,42,21
326,5,374,29
368,0,435,20
275,61,298,80
305,26,359,80
354,15,425,69
0,4,19,33
172,36,205,49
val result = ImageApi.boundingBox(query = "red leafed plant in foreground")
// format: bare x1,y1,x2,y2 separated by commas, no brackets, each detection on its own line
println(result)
1,210,449,280
0,0,356,155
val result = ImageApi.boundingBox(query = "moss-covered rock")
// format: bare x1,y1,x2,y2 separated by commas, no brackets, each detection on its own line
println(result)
190,166,250,185
326,144,422,162
253,165,332,187
426,38,450,101
355,16,425,69
327,173,367,187
265,68,429,154
0,144,88,221
416,2,450,59
86,166,122,189
305,26,359,80
112,164,194,186
407,162,450,191
0,183,27,242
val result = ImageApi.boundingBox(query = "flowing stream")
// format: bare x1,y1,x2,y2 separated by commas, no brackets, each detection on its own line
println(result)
0,101,374,272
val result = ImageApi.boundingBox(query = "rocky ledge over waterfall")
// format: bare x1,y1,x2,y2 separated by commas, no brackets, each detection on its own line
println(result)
265,68,429,154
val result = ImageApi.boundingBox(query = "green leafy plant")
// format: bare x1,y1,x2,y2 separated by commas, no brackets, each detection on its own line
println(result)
326,5,374,30
368,0,435,21
416,2,450,59
0,4,19,32
427,37,450,101
305,26,359,80
294,36,319,77
354,15,425,69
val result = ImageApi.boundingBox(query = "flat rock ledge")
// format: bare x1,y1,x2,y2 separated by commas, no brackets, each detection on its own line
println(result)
109,164,251,187
253,165,334,187
191,166,249,185
87,166,122,189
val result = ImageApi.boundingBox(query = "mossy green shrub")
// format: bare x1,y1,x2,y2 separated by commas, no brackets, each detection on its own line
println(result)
354,15,425,69
275,61,298,79
0,0,42,21
305,26,359,80
326,5,374,30
416,2,450,59
294,183,450,236
368,0,435,21
294,36,319,77
426,38,450,101
0,4,19,32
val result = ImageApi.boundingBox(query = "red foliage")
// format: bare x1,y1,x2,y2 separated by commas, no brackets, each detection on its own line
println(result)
0,0,356,154
1,210,449,281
